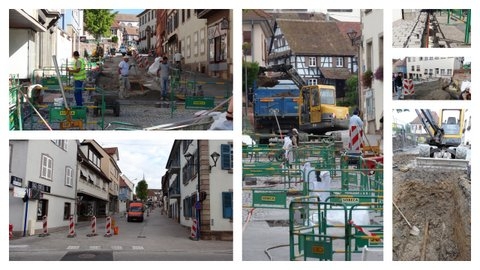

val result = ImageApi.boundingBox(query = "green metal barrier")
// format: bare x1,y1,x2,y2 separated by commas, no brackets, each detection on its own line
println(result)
9,74,21,130
289,197,383,261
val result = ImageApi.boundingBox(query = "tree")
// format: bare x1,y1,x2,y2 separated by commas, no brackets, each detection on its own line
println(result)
338,75,358,108
84,9,117,41
135,180,148,202
111,35,119,43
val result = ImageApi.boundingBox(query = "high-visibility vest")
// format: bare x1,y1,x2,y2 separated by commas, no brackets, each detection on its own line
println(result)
73,58,86,81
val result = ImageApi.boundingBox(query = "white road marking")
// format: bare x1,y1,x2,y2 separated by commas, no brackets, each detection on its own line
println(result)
132,246,144,250
9,245,29,249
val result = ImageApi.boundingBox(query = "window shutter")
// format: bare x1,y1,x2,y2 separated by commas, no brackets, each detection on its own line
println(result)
221,144,231,170
222,192,233,219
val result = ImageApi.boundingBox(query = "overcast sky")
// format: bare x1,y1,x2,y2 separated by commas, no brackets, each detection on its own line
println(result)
98,139,175,189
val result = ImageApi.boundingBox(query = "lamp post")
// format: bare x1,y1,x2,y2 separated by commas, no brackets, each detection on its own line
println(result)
347,29,362,110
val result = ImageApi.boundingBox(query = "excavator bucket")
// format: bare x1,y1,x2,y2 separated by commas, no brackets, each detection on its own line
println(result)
415,157,469,170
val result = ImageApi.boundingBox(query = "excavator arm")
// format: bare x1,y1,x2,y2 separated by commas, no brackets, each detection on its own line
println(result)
415,109,444,147
258,64,307,89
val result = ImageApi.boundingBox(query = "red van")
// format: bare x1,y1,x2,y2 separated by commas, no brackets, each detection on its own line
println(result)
127,202,144,222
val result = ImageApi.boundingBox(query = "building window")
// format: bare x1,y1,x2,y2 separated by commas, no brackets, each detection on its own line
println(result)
200,28,205,54
183,150,198,184
320,57,332,67
64,202,71,220
441,69,446,75
194,31,198,56
183,196,193,218
52,140,67,150
221,143,233,170
187,9,191,19
65,167,73,187
187,36,191,58
40,154,53,180
182,140,193,154
336,57,344,67
37,199,48,221
411,65,415,72
88,149,101,168
416,65,420,71
447,69,452,75
307,79,317,85
308,57,317,67
243,31,251,56
207,21,228,62
366,89,375,121
222,192,233,219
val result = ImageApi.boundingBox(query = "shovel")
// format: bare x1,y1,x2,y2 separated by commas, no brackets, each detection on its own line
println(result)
393,201,420,236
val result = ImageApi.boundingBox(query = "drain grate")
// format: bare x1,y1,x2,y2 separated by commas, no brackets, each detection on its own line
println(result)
265,220,290,227
61,250,113,261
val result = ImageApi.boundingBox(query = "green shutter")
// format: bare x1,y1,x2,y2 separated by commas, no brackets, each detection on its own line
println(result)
222,192,233,219
221,144,231,170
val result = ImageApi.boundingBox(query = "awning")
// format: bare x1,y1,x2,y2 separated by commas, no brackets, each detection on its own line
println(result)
9,9,47,32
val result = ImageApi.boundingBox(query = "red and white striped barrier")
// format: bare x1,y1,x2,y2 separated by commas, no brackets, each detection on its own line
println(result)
190,219,198,240
104,216,112,237
9,224,14,240
139,57,149,69
349,125,363,153
402,79,415,95
67,215,76,238
39,215,49,237
87,216,97,237
348,220,383,244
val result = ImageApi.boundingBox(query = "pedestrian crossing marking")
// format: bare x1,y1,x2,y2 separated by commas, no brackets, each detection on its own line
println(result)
65,246,143,250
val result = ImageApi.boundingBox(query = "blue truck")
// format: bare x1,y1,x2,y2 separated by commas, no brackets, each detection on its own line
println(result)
253,80,300,137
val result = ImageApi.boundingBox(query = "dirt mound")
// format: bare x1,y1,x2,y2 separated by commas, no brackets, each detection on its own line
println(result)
393,158,471,260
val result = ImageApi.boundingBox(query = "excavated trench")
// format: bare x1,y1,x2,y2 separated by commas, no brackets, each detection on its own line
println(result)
393,154,471,261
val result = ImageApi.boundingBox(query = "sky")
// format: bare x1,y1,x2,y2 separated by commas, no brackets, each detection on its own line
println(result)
112,9,144,15
98,139,175,189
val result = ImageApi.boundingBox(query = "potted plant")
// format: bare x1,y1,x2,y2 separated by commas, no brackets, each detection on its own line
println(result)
362,69,373,88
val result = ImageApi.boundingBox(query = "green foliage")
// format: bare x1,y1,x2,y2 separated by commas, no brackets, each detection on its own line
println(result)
135,180,149,202
84,9,117,41
339,75,358,107
111,35,119,43
242,61,259,94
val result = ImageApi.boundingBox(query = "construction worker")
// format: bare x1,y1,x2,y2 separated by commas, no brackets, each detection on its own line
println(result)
349,108,364,153
283,131,294,167
67,51,86,106
291,128,300,147
118,55,133,99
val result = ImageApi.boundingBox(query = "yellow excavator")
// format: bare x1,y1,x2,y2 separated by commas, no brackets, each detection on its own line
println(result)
415,109,469,168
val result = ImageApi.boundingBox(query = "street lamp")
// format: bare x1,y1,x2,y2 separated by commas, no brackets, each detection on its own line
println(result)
347,29,362,110
209,152,220,172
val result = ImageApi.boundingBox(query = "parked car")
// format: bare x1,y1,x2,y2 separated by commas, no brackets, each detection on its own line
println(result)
127,201,144,222
119,46,127,56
